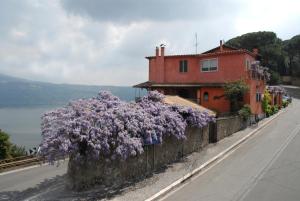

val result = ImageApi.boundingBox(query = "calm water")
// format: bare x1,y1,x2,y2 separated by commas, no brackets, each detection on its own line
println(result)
0,106,58,149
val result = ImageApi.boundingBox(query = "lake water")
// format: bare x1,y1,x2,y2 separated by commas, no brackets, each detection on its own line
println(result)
0,106,58,149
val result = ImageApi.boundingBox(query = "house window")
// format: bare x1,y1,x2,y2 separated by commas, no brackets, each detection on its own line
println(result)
203,92,209,101
179,60,188,73
256,92,262,102
201,58,218,72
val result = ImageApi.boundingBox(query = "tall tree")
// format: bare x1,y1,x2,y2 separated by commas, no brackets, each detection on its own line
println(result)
283,35,300,76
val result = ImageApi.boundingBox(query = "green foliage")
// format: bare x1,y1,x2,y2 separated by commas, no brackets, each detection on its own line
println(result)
268,70,282,85
265,105,273,117
282,100,289,108
10,144,27,158
283,35,300,77
265,105,279,117
271,105,279,114
262,90,271,113
0,129,27,160
238,104,252,121
224,80,249,112
0,130,11,160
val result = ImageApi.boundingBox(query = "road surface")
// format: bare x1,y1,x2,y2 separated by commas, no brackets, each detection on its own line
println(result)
162,86,300,201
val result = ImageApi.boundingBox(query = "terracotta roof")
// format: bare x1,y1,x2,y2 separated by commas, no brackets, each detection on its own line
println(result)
133,81,224,88
145,49,256,59
201,44,238,54
163,95,216,116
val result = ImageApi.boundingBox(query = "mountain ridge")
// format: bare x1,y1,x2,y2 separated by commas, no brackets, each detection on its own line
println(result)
0,73,141,107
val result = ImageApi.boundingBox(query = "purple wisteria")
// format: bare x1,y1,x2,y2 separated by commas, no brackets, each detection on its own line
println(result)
250,61,270,81
39,91,215,164
267,85,287,94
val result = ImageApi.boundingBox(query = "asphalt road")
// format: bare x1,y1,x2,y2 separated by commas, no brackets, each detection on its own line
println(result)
0,161,68,200
162,86,300,201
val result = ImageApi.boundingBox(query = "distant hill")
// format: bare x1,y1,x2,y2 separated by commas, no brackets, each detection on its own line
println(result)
0,74,144,107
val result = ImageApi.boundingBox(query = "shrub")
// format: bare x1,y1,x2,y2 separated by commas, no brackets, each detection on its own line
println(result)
271,105,279,114
238,104,252,121
262,90,272,113
224,80,249,112
265,105,273,117
10,144,27,158
39,91,215,164
0,130,27,160
0,130,11,160
282,100,289,108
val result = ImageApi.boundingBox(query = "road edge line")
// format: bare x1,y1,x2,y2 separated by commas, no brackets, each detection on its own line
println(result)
145,109,286,201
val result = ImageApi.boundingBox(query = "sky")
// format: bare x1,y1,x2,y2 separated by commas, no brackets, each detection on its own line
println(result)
0,0,299,86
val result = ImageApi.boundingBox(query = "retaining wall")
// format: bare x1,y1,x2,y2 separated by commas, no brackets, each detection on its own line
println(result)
67,126,209,190
67,116,250,190
216,115,246,141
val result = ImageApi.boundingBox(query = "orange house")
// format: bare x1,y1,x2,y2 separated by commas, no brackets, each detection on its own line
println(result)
134,41,267,117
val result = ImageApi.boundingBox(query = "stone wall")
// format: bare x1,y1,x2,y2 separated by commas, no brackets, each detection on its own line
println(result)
215,115,247,141
67,126,209,190
67,116,251,190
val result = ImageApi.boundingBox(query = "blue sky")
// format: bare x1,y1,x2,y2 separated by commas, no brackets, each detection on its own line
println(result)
0,0,299,85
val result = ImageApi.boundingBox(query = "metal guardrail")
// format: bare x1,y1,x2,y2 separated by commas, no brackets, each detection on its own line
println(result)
0,156,42,171
0,155,34,164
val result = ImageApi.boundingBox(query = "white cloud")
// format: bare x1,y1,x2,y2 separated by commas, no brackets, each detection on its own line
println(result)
0,0,299,85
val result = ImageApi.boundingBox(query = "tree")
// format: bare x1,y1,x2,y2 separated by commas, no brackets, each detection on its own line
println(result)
224,80,249,113
283,35,300,76
268,70,282,85
0,129,11,160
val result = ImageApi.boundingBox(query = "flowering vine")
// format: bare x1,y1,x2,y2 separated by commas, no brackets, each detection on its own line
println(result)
39,91,215,164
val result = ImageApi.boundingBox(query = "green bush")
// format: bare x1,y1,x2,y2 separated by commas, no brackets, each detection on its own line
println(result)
238,104,252,121
0,130,11,160
0,129,27,160
271,105,279,114
265,105,273,117
224,80,249,112
10,144,27,158
262,90,271,113
282,100,289,108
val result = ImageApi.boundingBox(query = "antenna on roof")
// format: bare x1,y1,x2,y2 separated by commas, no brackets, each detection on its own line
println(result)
195,33,198,54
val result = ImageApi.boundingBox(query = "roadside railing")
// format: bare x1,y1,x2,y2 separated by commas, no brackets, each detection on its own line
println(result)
0,156,42,172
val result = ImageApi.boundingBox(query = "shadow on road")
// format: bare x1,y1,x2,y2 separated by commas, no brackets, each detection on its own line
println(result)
0,167,169,201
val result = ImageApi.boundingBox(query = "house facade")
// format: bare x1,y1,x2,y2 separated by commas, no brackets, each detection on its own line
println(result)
134,41,268,117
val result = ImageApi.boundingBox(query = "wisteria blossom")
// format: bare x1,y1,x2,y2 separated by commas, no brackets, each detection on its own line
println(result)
250,61,270,81
267,85,287,94
39,91,215,164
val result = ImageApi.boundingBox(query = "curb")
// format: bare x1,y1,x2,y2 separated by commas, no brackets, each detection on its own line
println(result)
145,109,286,201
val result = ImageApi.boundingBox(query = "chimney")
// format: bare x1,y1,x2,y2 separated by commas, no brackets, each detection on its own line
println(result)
220,40,223,52
253,48,259,55
155,46,159,57
160,45,165,57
